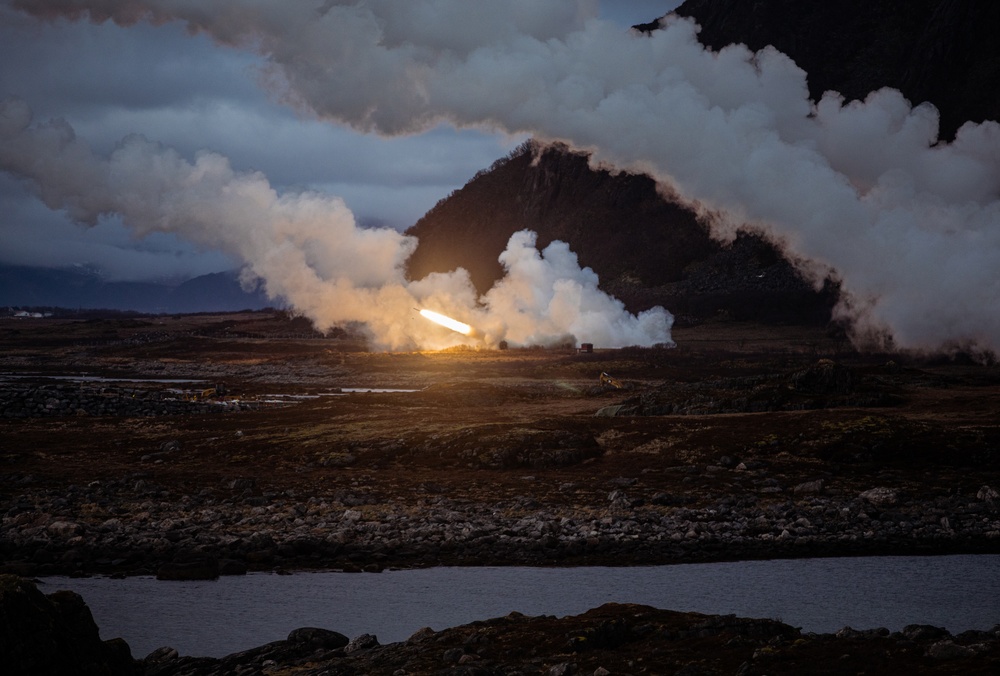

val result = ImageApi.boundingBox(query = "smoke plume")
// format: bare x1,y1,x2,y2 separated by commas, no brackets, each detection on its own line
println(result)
0,97,672,349
8,0,1000,352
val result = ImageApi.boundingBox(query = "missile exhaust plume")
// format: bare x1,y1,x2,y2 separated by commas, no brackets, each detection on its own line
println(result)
419,308,474,336
0,97,672,350
7,0,1000,353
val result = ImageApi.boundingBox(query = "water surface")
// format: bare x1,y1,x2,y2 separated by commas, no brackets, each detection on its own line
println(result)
44,554,1000,658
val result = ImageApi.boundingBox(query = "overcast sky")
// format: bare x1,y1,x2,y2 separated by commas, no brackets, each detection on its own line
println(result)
0,0,681,281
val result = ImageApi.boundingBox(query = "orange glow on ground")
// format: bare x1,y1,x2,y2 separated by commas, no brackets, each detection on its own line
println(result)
419,308,473,335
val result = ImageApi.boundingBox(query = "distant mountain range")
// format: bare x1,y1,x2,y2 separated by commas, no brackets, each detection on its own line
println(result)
0,264,272,314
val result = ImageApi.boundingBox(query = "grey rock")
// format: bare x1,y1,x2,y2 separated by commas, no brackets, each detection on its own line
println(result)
344,633,379,653
443,647,465,663
901,624,951,642
835,626,889,640
145,646,180,662
926,640,976,659
793,480,824,494
47,521,84,538
859,487,898,506
977,485,999,503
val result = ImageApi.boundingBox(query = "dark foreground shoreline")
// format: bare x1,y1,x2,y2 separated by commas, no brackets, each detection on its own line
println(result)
3,573,999,675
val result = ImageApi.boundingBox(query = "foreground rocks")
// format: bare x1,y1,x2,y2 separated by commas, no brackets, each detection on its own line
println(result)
3,575,999,675
2,474,999,577
0,574,136,675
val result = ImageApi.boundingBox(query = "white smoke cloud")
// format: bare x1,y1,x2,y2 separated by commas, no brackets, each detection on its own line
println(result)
8,0,1000,352
478,231,671,347
0,97,673,349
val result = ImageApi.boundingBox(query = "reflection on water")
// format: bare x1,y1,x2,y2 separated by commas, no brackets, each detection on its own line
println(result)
43,555,1000,658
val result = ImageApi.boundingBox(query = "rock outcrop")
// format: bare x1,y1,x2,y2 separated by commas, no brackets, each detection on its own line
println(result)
0,574,136,675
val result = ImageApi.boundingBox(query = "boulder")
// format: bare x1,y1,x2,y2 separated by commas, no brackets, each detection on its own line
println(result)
793,480,825,494
926,640,976,660
859,487,899,507
0,574,137,675
901,624,951,642
287,626,349,649
344,633,379,653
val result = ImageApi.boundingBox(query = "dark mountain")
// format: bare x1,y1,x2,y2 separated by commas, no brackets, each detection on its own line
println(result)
674,0,1000,141
406,142,835,324
405,0,999,324
0,264,273,314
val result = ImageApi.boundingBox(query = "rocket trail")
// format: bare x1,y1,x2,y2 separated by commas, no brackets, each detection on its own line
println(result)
418,308,474,336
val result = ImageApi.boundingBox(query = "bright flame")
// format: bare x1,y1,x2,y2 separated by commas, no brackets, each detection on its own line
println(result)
419,308,473,335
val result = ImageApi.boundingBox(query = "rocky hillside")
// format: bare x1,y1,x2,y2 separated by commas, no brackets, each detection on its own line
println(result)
406,142,835,325
405,0,998,325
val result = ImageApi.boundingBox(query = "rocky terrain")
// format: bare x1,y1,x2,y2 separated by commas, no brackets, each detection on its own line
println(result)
2,311,999,674
1,312,999,580
4,2,1000,672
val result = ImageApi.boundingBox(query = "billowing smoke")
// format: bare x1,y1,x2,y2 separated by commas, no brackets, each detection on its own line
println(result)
8,0,1000,353
0,97,673,349
479,231,669,347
